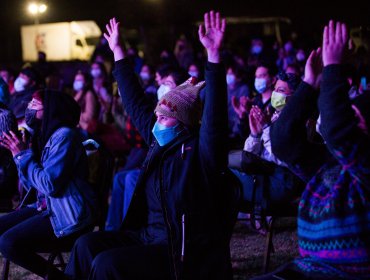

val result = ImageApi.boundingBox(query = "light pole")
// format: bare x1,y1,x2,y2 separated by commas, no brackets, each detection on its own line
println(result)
28,2,47,25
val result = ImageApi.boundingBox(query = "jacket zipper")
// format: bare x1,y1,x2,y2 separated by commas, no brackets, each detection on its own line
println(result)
181,214,185,262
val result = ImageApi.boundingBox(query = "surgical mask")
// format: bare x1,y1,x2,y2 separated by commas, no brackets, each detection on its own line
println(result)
271,91,288,111
25,108,42,129
90,69,102,78
296,52,305,62
157,84,171,100
140,72,151,81
152,122,181,146
14,77,28,92
188,71,199,78
226,74,236,86
73,81,84,92
254,78,268,94
251,45,263,55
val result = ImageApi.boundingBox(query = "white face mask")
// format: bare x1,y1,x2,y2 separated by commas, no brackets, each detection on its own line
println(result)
14,76,28,92
254,78,268,94
140,72,151,81
188,71,199,78
157,84,171,100
73,80,84,92
90,69,102,78
226,74,236,86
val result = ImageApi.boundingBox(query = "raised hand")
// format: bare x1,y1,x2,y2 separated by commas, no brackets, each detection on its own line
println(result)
104,18,125,61
198,11,226,63
322,20,348,67
0,131,28,157
303,47,322,89
249,106,265,137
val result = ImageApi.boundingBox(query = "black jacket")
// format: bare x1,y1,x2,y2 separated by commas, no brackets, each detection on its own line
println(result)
113,59,239,280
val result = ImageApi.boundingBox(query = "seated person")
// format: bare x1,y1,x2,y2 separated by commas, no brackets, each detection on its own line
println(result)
256,21,370,280
0,90,97,279
231,71,304,210
65,12,238,280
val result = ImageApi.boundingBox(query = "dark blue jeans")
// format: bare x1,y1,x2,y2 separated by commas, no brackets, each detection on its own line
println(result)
0,207,90,278
105,169,140,231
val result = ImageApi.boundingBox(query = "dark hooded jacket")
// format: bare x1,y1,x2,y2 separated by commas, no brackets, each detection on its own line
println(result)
114,59,240,280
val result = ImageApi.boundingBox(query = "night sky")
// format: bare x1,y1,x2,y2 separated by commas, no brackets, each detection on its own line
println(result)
1,0,369,64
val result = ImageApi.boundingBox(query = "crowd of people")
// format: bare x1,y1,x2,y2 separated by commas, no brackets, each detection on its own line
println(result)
0,9,368,280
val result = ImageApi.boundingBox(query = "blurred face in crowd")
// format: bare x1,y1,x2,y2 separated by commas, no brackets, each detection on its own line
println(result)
140,65,152,82
250,39,263,55
226,68,240,87
156,74,177,100
90,63,103,79
14,73,34,92
0,70,12,84
27,97,44,120
188,64,199,78
73,73,85,92
274,80,293,96
254,66,274,94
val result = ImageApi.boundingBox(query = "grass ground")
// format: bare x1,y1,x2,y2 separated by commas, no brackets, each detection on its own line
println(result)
0,217,299,280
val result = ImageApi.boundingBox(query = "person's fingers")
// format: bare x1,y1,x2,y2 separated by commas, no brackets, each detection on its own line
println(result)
341,23,348,45
329,20,335,44
221,18,226,33
103,33,109,42
9,131,19,144
204,12,210,32
198,25,205,39
210,11,215,28
106,23,112,35
323,26,328,47
307,50,315,65
335,21,341,44
2,132,12,142
215,12,220,30
231,96,238,108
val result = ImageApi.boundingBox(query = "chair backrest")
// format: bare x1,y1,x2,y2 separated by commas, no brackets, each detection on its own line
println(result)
83,139,114,230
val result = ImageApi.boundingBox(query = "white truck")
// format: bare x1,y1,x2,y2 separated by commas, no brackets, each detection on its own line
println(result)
21,21,102,61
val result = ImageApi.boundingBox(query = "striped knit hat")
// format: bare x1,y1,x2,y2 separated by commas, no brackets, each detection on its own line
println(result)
155,77,205,127
0,108,17,134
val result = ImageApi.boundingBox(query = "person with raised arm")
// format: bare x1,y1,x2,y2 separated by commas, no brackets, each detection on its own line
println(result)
65,11,239,280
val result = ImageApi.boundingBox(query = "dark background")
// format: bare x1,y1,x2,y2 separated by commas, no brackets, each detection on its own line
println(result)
1,0,370,65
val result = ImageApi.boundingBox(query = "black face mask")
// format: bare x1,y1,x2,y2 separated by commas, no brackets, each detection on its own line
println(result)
25,108,42,129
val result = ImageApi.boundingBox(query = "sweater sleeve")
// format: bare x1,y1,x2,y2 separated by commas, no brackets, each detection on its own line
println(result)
319,64,370,186
199,62,228,172
270,81,326,181
113,59,156,145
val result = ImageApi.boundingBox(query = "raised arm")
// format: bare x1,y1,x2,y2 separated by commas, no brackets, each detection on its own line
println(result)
319,20,370,186
198,11,228,171
105,18,156,144
271,48,326,181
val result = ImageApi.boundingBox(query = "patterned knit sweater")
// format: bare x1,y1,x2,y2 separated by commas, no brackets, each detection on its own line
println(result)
272,65,370,279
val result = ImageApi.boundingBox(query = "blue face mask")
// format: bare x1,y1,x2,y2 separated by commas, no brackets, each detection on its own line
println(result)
152,122,182,146
251,45,263,54
254,78,267,94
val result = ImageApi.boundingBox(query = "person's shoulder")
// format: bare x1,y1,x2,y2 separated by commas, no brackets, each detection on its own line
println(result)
51,127,79,141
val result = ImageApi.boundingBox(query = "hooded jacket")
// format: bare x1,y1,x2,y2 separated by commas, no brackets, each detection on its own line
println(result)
13,91,97,237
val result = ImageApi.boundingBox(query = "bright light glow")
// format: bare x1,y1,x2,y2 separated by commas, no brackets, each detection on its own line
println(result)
38,4,47,13
28,3,47,15
28,3,38,15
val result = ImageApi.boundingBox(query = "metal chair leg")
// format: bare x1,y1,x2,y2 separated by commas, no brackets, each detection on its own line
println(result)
263,217,275,273
1,259,10,280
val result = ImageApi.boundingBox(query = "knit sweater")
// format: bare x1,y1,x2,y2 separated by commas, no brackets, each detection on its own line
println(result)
271,65,370,279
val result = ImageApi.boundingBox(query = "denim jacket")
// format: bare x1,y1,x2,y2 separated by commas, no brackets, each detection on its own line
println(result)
14,127,96,237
